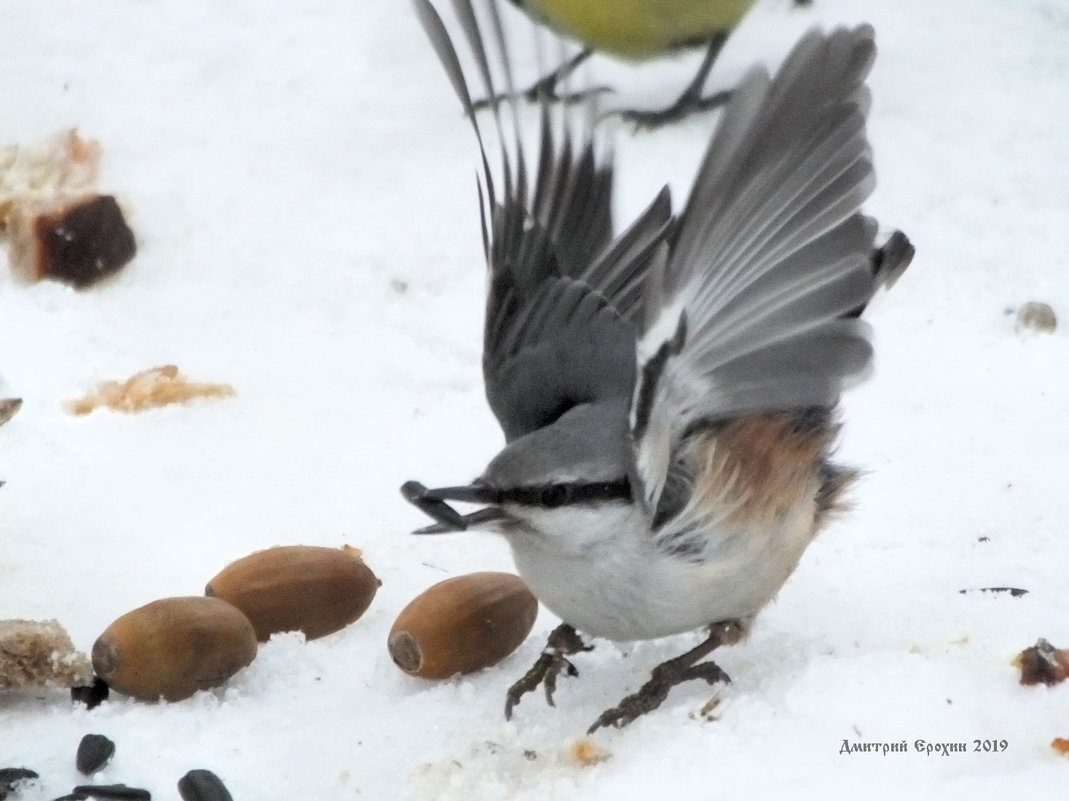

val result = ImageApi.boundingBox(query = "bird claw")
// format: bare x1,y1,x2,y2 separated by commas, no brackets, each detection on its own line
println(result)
473,83,613,112
543,653,579,707
540,85,615,106
506,652,576,718
504,623,590,720
588,659,731,733
611,89,733,130
587,621,741,733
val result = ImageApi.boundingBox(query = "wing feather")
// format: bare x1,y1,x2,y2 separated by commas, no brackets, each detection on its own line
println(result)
633,26,882,510
415,0,675,442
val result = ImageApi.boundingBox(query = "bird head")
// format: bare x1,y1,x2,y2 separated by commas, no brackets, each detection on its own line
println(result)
402,402,635,541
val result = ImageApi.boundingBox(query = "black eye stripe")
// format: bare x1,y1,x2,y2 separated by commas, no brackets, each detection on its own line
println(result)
541,485,569,507
498,479,631,507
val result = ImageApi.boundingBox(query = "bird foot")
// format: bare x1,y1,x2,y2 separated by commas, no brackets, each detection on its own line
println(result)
604,32,731,130
473,82,612,112
612,88,732,130
587,620,743,732
505,623,592,720
471,48,611,112
588,659,730,732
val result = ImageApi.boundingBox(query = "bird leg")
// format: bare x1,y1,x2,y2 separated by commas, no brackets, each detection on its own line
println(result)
613,34,731,129
473,49,610,111
505,623,592,720
587,619,743,733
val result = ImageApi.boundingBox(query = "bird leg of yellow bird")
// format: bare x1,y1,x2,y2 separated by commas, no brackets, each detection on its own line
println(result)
613,33,732,129
472,49,611,111
587,620,743,732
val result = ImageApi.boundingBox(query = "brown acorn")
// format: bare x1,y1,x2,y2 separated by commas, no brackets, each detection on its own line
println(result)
388,572,538,679
205,545,379,642
92,597,257,702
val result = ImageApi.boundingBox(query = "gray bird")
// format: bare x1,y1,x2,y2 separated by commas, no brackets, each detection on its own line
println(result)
404,0,912,732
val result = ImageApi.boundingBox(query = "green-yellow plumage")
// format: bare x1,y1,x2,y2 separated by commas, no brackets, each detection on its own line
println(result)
514,0,757,58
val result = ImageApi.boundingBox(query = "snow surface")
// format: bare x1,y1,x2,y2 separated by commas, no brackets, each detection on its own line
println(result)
2,0,1068,798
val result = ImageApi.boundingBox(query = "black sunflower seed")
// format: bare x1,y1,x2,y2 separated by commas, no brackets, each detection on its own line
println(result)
1,768,39,799
177,770,233,801
76,734,116,775
71,785,150,800
0,769,39,785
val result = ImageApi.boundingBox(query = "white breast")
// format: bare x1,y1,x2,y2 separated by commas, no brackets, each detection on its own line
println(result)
503,498,818,641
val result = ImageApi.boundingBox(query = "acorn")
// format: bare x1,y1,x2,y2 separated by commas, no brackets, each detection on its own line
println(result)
388,572,538,679
92,597,257,702
205,545,379,642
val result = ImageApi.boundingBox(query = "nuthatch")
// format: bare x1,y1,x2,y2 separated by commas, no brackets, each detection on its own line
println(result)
405,0,912,732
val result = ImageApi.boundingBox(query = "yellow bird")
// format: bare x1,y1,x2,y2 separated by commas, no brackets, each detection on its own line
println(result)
500,0,810,125
519,0,757,55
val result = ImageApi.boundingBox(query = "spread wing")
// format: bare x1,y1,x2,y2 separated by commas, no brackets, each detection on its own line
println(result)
632,26,881,512
415,0,672,442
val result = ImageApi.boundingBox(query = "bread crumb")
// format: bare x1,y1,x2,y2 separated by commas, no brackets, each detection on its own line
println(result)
569,738,611,767
66,365,235,415
1013,638,1069,686
0,619,93,690
8,193,136,288
3,131,136,288
1052,738,1069,757
0,129,100,229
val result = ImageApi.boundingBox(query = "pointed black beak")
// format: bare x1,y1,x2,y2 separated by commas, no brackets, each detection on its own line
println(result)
400,480,503,533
